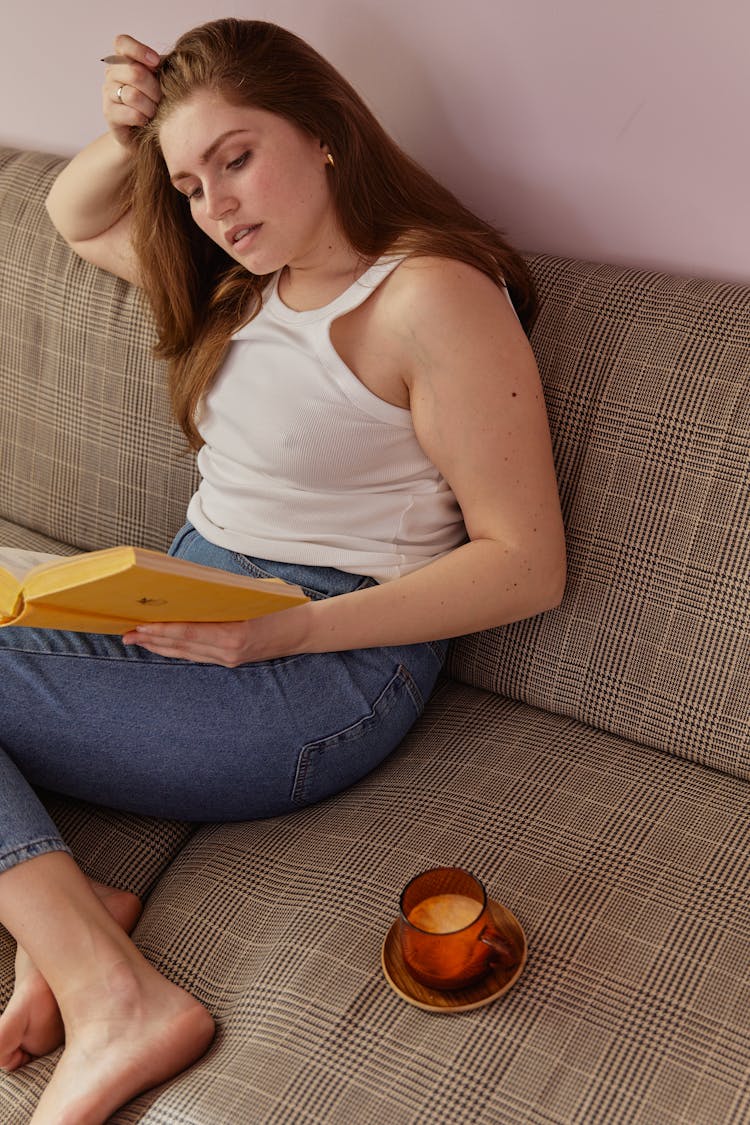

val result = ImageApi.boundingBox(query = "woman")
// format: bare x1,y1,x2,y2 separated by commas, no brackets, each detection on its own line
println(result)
0,18,565,1123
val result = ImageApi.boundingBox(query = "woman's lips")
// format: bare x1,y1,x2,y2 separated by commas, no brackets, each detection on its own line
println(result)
227,223,261,249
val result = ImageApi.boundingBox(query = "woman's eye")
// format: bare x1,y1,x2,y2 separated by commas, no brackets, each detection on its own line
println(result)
186,186,203,201
228,151,251,170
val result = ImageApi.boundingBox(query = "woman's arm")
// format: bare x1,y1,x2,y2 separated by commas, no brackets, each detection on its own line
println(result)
45,36,161,283
125,259,566,666
45,132,140,282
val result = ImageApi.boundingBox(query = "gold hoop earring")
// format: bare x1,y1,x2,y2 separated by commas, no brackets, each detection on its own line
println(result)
326,152,335,168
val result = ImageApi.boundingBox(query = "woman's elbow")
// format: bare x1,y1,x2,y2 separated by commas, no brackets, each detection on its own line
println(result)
539,553,567,614
516,540,567,620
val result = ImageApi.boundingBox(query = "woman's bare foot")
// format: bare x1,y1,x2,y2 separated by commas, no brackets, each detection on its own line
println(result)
0,882,142,1070
0,850,213,1123
30,959,215,1125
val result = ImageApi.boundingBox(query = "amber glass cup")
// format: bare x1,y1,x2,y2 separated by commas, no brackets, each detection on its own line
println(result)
399,867,513,991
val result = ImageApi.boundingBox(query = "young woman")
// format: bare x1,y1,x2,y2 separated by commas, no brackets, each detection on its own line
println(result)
0,18,565,1123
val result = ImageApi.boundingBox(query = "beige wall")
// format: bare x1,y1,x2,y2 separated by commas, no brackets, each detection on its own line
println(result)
3,0,747,283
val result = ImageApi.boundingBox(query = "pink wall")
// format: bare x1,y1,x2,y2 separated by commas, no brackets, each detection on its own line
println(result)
3,0,747,283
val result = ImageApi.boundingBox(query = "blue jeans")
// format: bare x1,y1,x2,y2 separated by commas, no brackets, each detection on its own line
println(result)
0,525,446,874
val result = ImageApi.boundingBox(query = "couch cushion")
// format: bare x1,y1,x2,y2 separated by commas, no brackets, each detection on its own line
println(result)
1,680,742,1124
451,255,750,780
0,147,198,553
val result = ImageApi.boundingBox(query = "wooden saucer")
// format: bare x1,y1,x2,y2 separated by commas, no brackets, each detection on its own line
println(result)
381,898,527,1012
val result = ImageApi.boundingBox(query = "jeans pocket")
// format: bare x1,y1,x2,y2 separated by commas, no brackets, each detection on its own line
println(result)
291,664,424,807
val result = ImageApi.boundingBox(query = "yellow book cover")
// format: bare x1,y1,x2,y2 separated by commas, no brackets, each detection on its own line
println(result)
0,546,309,634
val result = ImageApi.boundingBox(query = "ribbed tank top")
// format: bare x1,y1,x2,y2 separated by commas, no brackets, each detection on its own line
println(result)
187,255,467,582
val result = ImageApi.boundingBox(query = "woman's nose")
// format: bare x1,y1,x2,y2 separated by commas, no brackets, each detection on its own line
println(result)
204,183,237,221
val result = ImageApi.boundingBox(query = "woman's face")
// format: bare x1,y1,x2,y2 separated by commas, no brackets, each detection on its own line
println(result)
159,89,343,276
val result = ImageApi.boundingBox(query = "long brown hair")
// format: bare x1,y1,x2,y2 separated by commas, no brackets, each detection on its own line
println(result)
131,18,537,449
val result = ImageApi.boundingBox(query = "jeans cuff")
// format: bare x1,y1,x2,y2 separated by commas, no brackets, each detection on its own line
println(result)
0,837,72,875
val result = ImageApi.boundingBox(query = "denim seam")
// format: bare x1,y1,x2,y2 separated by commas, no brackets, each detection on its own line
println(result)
0,837,72,874
0,645,311,672
230,552,328,601
398,662,426,715
228,552,376,601
427,639,448,664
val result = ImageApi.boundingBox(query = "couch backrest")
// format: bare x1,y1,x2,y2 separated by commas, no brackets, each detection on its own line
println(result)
450,254,750,780
0,147,197,552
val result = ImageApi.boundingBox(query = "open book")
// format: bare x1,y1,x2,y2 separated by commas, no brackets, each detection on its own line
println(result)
0,546,309,634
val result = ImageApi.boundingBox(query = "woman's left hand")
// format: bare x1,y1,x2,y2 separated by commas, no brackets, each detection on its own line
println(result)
122,609,309,666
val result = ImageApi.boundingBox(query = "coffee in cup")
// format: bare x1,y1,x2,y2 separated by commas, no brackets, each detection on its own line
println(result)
399,867,514,990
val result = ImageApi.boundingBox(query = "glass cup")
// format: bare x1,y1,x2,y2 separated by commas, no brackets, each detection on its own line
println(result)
399,867,514,990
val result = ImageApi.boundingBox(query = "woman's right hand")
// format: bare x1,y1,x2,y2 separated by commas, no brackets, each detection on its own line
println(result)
102,35,163,148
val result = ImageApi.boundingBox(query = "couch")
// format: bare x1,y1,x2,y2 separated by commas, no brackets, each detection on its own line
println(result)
1,145,748,1124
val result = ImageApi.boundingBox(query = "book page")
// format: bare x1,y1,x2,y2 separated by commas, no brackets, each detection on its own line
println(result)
0,547,69,583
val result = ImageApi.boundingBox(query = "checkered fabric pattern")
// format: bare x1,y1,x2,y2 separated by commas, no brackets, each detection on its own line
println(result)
450,257,750,781
0,148,748,1123
0,147,198,554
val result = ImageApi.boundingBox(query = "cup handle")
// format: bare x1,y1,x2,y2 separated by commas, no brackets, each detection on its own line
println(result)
479,924,516,968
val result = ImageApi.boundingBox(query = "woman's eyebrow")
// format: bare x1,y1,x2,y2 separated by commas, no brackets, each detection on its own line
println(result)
169,129,252,183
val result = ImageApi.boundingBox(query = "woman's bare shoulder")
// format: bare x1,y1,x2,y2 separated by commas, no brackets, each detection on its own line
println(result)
385,255,512,322
390,253,500,289
380,254,521,358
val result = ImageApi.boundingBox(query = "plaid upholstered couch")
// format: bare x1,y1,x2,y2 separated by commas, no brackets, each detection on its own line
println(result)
1,144,749,1124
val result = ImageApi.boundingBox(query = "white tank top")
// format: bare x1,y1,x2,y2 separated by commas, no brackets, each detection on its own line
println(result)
187,255,467,582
